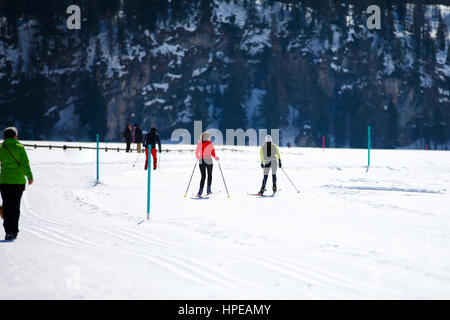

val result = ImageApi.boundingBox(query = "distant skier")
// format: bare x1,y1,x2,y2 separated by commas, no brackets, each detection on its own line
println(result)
143,127,161,170
195,131,219,197
133,124,143,153
257,135,281,195
122,124,132,153
0,127,34,241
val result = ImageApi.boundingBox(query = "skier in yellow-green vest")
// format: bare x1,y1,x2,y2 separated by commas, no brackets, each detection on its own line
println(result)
258,135,281,195
0,127,34,241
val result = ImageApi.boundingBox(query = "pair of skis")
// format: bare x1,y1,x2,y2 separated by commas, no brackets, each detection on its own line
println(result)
190,189,282,199
190,191,222,199
247,189,281,198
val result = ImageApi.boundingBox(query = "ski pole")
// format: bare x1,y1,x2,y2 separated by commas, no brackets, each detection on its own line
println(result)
158,150,161,171
281,167,300,194
184,159,198,198
133,151,142,167
217,161,230,198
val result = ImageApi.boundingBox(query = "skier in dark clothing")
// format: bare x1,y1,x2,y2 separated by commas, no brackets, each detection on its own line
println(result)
0,127,34,241
258,135,281,195
195,131,219,197
123,124,132,153
133,124,143,153
143,127,161,170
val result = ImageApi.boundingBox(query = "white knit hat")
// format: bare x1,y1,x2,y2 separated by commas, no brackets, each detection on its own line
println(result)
265,135,272,142
3,127,18,138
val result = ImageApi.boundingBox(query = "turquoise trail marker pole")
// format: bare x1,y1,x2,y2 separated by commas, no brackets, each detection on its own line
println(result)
96,134,99,183
147,164,151,220
368,126,371,168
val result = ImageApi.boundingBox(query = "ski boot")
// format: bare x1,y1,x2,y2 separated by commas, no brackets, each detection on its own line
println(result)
196,188,203,197
257,188,266,196
5,233,16,241
272,175,277,193
206,186,212,195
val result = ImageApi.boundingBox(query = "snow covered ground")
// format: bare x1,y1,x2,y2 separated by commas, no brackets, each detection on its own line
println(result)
1,142,449,299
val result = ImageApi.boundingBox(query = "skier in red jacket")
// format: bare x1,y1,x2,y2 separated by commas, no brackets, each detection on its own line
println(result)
195,131,219,197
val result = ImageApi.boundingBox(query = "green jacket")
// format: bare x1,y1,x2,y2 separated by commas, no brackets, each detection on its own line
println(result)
0,138,33,185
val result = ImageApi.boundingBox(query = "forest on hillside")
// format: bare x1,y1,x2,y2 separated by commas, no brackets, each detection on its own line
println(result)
0,0,449,148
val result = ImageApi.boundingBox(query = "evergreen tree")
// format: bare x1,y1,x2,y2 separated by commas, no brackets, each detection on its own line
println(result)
387,100,399,148
218,69,248,133
190,88,210,128
78,42,107,141
393,38,404,63
396,3,406,26
423,18,437,76
350,104,368,148
287,2,302,35
446,40,450,64
334,90,358,147
12,71,48,139
78,72,107,140
0,56,14,128
259,75,287,131
117,18,127,54
436,10,447,52
170,0,188,24
334,104,347,147
199,0,213,25
124,0,158,33
384,6,396,43
432,106,445,148
412,4,425,62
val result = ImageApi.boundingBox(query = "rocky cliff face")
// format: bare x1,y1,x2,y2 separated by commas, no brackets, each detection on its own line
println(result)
1,0,449,149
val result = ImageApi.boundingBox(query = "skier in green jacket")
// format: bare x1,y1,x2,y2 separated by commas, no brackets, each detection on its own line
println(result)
258,135,281,195
0,127,33,241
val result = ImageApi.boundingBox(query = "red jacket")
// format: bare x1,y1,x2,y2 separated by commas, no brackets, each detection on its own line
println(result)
196,140,218,160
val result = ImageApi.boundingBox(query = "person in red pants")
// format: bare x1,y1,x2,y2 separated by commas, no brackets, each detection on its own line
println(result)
142,127,162,170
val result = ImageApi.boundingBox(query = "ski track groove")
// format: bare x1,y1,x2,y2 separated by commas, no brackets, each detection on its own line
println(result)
21,218,99,247
261,254,364,291
108,227,176,248
21,225,79,247
258,254,363,288
21,197,241,288
22,198,174,249
22,181,383,293
229,253,367,295
22,212,211,287
119,226,175,247
154,251,246,288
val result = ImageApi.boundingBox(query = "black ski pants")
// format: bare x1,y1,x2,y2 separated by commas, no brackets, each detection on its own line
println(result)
261,161,277,190
199,161,213,190
0,184,25,236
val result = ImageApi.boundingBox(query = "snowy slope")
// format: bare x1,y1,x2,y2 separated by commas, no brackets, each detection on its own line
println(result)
0,143,449,299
